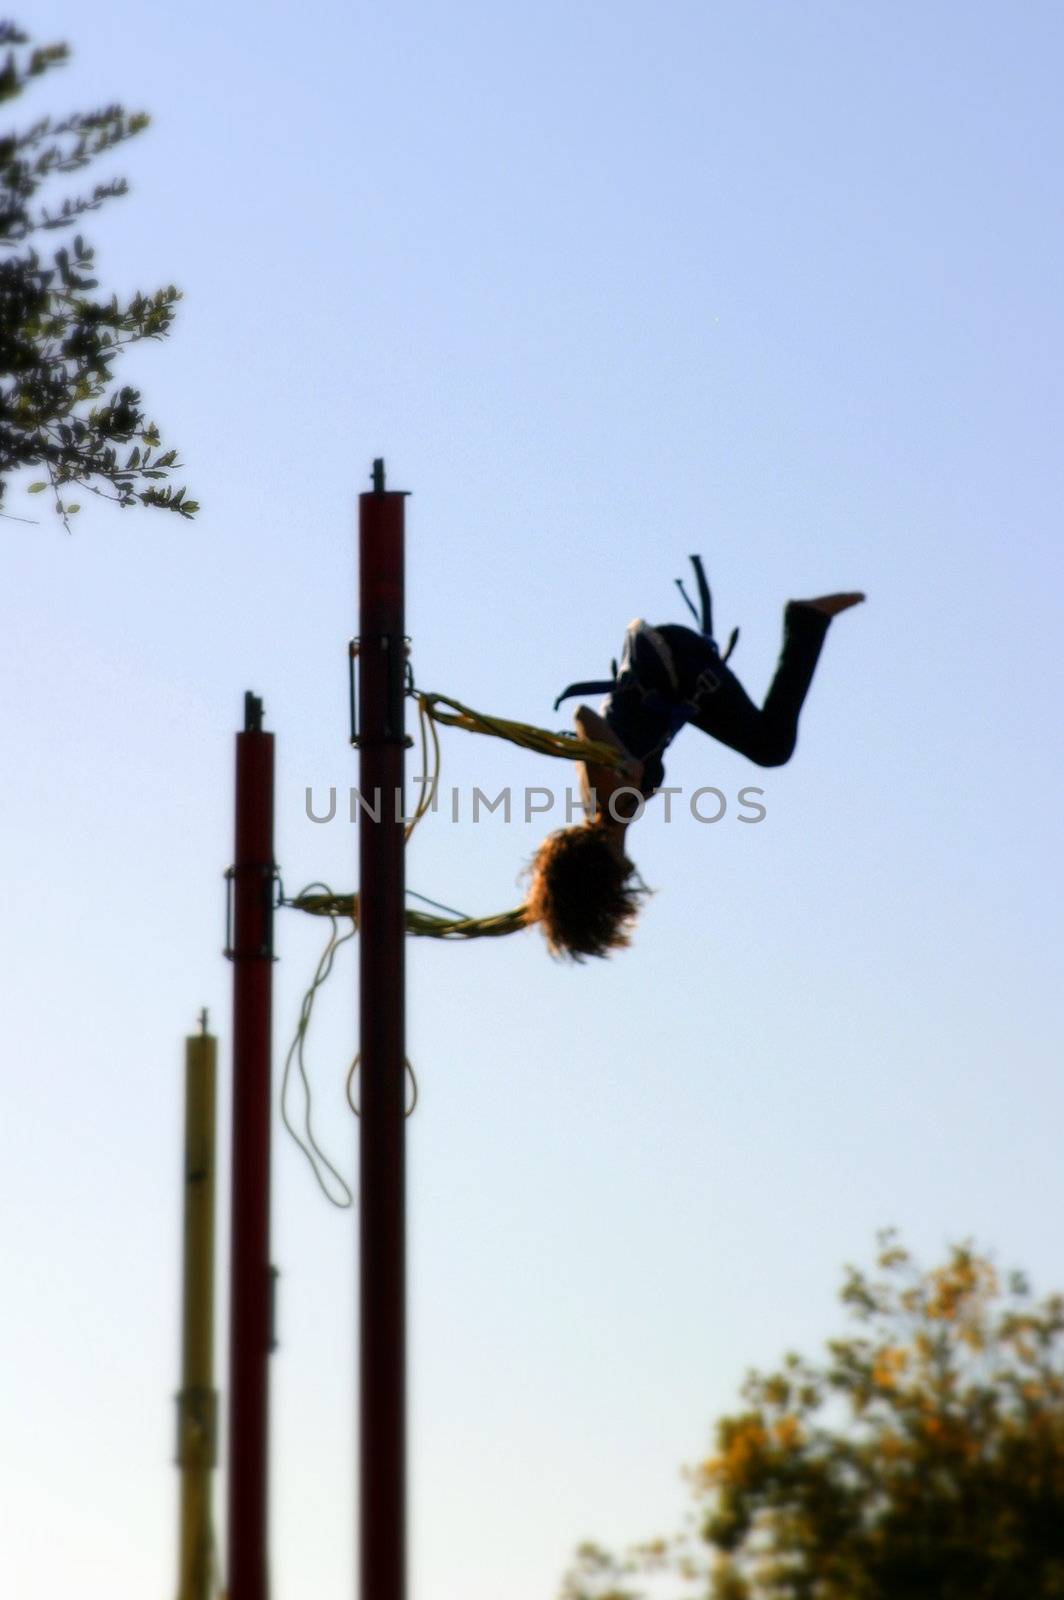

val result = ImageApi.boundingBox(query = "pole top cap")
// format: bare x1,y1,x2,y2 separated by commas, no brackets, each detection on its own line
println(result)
244,691,264,733
366,458,409,496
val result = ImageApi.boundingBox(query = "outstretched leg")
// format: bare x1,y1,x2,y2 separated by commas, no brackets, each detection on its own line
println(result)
661,594,862,768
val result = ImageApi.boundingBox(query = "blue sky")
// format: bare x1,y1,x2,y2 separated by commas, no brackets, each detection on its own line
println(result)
3,3,1062,1596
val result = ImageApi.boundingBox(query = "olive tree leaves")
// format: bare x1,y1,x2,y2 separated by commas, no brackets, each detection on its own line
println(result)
0,23,197,529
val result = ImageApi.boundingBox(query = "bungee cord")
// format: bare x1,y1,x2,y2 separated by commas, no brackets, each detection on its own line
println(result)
280,682,622,1198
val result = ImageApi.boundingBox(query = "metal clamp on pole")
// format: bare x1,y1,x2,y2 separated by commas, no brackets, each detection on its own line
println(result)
350,635,415,748
223,863,280,960
349,639,361,747
382,632,405,745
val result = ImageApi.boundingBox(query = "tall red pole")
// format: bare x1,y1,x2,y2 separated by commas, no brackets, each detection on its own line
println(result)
227,691,275,1600
358,459,408,1600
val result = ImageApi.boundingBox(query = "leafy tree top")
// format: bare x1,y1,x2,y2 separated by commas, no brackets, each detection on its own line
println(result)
562,1232,1064,1600
0,22,197,529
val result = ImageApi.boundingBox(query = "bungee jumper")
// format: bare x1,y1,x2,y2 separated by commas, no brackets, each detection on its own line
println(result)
525,556,864,961
287,555,863,961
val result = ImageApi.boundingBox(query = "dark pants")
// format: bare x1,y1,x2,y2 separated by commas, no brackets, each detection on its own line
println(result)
657,602,830,769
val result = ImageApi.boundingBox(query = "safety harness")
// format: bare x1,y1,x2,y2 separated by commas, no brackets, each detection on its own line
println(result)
553,554,740,714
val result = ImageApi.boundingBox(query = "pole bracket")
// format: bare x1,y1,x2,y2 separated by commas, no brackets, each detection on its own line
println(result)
348,636,415,748
223,862,281,960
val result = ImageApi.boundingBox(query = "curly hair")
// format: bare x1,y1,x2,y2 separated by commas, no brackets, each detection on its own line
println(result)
525,821,647,961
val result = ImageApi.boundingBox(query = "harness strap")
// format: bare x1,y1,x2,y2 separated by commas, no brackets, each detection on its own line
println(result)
675,552,714,637
554,554,739,710
553,678,617,711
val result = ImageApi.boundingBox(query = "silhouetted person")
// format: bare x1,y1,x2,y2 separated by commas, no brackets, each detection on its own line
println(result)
527,558,864,959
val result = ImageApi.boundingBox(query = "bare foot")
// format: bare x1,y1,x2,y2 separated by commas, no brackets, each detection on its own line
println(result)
795,592,866,617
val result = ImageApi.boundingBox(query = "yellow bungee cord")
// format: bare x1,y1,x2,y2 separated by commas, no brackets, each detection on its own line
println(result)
284,684,629,935
280,684,631,1200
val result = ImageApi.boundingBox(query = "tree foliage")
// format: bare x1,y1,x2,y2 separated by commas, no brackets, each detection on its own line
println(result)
0,21,196,528
562,1233,1064,1600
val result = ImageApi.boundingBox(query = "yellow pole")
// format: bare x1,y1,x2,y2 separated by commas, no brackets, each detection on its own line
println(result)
177,1010,218,1600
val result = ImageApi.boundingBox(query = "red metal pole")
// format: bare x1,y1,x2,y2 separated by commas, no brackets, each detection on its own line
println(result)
358,459,408,1600
227,691,275,1600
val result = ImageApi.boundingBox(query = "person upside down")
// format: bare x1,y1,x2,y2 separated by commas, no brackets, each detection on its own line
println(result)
526,556,864,960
